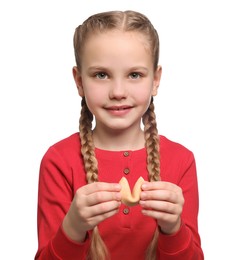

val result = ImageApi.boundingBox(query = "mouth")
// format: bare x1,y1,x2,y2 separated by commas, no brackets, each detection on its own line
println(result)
107,106,132,111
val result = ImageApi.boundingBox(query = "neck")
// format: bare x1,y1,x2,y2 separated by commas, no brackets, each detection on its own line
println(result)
92,126,145,151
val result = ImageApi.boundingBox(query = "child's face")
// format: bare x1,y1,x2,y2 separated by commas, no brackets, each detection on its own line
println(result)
74,30,161,132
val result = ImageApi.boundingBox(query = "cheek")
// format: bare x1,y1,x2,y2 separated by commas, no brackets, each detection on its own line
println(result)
134,95,152,115
135,86,153,102
83,88,106,111
82,80,106,101
136,88,154,110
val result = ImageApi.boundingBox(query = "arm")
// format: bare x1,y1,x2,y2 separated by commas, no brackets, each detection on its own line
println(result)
140,152,204,259
35,147,90,259
35,146,121,259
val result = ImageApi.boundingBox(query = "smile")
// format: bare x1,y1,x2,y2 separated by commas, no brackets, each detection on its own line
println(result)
106,105,132,116
107,106,132,111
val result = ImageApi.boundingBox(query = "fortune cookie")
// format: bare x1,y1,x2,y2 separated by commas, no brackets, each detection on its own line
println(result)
119,176,145,207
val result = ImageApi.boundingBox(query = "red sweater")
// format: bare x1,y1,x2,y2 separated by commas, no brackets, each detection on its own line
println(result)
35,133,204,259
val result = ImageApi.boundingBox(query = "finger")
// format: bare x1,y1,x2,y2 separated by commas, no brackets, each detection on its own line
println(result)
142,181,181,193
140,189,182,204
86,190,121,206
141,208,178,223
90,200,121,217
88,206,121,226
140,200,182,215
78,182,121,195
78,202,121,230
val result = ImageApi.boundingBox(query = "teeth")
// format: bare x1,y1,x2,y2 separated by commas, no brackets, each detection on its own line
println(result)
110,107,128,110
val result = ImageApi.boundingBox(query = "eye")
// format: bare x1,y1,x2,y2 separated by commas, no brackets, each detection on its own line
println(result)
95,72,108,79
129,72,141,79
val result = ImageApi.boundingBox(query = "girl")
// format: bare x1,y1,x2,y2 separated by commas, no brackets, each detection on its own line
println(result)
35,10,204,259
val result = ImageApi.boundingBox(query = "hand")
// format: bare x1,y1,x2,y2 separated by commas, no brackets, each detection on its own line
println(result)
139,181,184,235
63,182,121,242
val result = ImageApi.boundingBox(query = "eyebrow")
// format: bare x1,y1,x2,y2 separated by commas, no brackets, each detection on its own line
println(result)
87,66,108,72
129,66,149,72
87,66,149,72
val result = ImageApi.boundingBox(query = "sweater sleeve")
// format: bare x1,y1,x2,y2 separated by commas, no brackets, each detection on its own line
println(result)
35,146,90,259
157,151,204,259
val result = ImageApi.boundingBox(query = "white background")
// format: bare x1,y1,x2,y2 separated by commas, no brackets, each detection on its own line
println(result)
0,1,240,259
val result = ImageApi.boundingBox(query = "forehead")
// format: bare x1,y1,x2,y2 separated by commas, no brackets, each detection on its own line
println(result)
81,30,152,64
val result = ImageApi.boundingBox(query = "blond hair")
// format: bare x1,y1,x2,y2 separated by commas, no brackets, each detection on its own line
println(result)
75,10,160,260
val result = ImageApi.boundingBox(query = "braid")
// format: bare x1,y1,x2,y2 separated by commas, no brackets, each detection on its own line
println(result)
79,97,109,259
142,97,160,182
79,97,98,183
88,227,109,260
142,97,160,260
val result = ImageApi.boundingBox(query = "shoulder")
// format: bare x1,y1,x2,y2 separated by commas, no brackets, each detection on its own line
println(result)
51,132,81,150
159,135,194,161
159,135,196,183
41,132,81,163
38,133,86,194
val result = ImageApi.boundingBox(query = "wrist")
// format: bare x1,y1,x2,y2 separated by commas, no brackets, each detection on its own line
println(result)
158,217,182,235
62,215,87,243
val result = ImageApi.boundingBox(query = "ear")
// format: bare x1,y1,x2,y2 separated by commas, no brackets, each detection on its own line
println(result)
152,65,162,96
73,66,84,97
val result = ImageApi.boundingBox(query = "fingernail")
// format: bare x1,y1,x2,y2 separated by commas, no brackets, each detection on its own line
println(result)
139,200,145,206
142,183,147,189
115,184,121,190
141,192,147,199
116,192,121,200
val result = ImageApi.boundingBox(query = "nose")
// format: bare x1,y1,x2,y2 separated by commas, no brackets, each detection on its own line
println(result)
109,79,127,100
